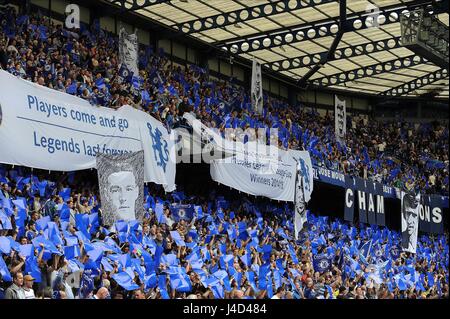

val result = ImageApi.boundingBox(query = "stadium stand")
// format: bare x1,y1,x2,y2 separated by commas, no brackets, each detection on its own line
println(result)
0,1,448,300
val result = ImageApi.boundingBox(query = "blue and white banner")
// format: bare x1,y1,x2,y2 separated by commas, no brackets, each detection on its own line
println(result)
210,144,297,202
0,70,175,192
355,177,368,224
313,166,346,187
291,150,313,238
345,176,386,226
290,150,314,203
184,113,313,202
312,165,397,199
344,176,356,222
419,194,444,234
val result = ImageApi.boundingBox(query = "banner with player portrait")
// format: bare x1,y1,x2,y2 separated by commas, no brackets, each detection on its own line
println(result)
251,60,263,114
401,191,420,254
96,151,145,226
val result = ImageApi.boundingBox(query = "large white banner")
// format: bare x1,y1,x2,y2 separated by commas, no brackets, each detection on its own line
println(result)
335,95,346,144
182,113,313,202
0,70,175,192
211,143,297,202
251,60,263,114
401,191,420,254
181,112,237,161
119,27,139,77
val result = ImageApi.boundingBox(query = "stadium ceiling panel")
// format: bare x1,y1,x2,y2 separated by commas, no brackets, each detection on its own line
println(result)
105,0,449,99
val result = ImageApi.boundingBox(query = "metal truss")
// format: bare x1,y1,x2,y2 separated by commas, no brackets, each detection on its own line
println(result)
401,8,449,69
218,0,443,54
265,37,403,72
109,0,171,12
313,55,428,87
175,0,336,34
298,0,346,86
379,68,448,97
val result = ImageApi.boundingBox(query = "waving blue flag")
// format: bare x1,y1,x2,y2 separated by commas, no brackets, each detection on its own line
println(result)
0,236,13,257
112,271,139,291
59,188,71,202
171,204,194,222
0,255,12,281
170,230,186,247
313,254,332,273
25,256,42,283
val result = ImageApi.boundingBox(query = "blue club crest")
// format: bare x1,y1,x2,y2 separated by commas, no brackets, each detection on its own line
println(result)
147,123,170,173
390,246,400,259
375,248,383,257
178,209,186,218
319,259,330,270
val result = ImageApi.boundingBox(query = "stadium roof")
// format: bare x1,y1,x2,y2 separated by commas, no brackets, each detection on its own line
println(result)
105,0,449,100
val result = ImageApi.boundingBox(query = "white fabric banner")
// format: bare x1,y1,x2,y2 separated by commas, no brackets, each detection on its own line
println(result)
210,143,297,202
181,112,236,160
0,70,175,192
251,60,263,114
183,113,314,202
289,150,314,203
119,27,139,77
293,184,307,240
335,95,346,143
401,191,420,254
291,150,313,238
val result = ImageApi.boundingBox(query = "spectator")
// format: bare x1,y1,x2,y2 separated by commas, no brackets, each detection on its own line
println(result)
23,275,36,299
92,287,109,300
5,272,25,299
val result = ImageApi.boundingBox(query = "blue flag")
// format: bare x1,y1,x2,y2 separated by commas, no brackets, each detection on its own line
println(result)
171,204,194,222
313,254,332,273
170,231,186,247
0,255,12,281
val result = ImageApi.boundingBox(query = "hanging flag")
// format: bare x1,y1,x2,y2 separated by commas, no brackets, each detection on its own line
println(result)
251,60,263,114
401,191,420,254
335,95,346,144
294,164,307,240
119,27,139,78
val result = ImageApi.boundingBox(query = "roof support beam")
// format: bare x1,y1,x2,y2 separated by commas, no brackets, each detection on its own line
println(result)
379,68,448,97
269,37,404,72
312,55,428,87
219,0,439,54
265,37,403,72
109,0,172,12
298,0,346,87
175,0,336,34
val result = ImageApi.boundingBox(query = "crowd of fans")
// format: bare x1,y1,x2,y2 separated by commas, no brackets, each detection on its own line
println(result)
0,6,448,197
0,4,449,300
0,165,448,299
